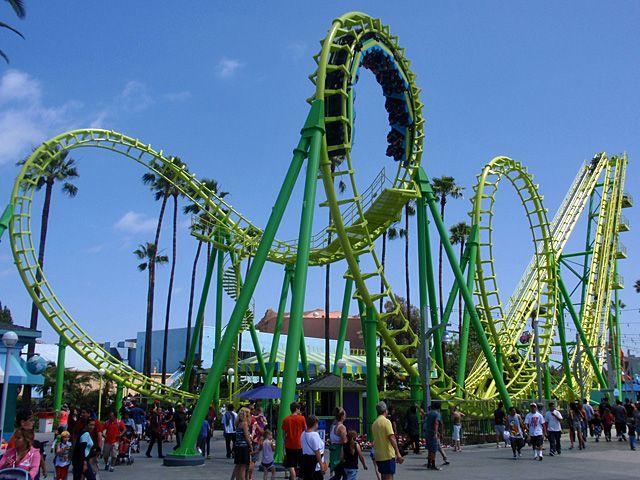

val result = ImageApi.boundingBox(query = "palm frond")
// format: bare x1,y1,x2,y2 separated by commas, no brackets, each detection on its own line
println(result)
0,48,9,64
6,0,26,18
137,263,148,272
0,21,24,38
156,255,169,264
62,183,78,197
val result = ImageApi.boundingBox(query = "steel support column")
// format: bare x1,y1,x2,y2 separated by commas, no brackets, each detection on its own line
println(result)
165,100,323,466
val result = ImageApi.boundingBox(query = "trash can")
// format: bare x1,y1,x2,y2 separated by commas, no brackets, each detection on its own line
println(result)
37,411,55,433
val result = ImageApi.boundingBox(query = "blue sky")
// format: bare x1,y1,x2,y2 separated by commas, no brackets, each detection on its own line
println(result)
0,1,639,355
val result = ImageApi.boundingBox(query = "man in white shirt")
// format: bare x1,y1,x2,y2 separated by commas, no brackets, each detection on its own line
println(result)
525,403,546,460
544,402,563,455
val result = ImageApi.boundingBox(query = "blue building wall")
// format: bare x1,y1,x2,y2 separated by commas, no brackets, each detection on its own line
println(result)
134,326,348,374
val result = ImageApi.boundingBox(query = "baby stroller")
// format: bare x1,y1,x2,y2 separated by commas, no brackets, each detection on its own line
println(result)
117,428,136,465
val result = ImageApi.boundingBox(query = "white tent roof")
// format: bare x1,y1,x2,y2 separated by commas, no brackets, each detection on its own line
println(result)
30,343,98,372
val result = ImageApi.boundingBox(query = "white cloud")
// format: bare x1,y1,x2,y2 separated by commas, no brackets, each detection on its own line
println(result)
118,80,154,112
114,211,157,234
85,244,105,254
216,58,243,78
0,69,83,165
163,91,192,103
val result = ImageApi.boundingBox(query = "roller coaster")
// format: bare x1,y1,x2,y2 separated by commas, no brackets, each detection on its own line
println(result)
0,11,630,466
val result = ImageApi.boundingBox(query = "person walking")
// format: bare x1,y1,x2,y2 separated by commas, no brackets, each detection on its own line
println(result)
205,405,216,459
371,401,403,480
493,401,507,448
301,415,327,480
342,430,368,480
282,402,307,480
613,400,628,441
329,407,347,480
174,404,188,449
451,405,465,452
602,407,613,442
626,402,637,450
544,402,563,456
223,404,238,458
232,407,253,480
423,401,445,470
145,406,164,458
72,419,97,480
101,410,124,471
404,405,420,454
524,403,546,461
506,406,525,459
197,416,210,457
249,405,267,480
568,401,585,450
583,399,595,438
260,429,276,480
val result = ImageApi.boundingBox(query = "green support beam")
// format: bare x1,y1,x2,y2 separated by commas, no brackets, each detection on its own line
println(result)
557,274,608,389
115,383,123,418
165,100,323,466
364,306,379,432
215,242,224,351
419,168,512,408
182,248,217,391
333,275,354,375
556,292,575,397
275,103,324,462
0,204,12,242
53,335,66,424
456,225,478,395
265,265,293,386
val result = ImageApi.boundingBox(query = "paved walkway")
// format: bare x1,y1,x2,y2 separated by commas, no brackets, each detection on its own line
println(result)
39,432,640,479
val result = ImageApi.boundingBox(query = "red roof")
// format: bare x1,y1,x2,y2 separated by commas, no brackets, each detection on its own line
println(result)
255,308,364,348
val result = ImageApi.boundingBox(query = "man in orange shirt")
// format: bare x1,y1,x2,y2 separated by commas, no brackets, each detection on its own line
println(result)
282,402,307,480
101,410,124,472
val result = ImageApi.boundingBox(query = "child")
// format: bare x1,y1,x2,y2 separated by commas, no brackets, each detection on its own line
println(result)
54,431,72,480
592,412,602,442
603,408,613,442
260,429,275,480
342,430,367,480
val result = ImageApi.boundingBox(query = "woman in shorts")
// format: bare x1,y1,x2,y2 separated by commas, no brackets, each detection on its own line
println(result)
232,407,253,480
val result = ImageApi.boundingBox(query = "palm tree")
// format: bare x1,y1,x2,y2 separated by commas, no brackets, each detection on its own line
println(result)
1,0,25,63
388,202,416,327
134,242,169,376
18,148,78,403
635,279,640,293
449,222,471,334
140,163,173,377
182,178,228,360
431,177,464,319
158,157,188,384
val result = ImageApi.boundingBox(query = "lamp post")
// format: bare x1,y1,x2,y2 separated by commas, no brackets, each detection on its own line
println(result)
97,368,105,421
227,368,234,404
317,364,326,377
336,359,347,406
0,331,18,442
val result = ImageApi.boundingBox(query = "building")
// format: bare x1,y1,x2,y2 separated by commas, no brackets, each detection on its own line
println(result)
256,308,363,348
133,326,350,374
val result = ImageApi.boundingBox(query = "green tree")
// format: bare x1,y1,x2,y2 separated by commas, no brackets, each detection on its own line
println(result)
133,242,169,376
36,363,104,409
0,301,12,323
449,222,471,334
18,148,78,403
1,0,25,63
431,177,464,319
182,178,228,362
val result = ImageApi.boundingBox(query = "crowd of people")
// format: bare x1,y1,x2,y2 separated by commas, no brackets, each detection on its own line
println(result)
1,394,638,480
492,396,640,459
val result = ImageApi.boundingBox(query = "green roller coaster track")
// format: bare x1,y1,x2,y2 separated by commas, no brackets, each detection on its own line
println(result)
0,11,629,467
